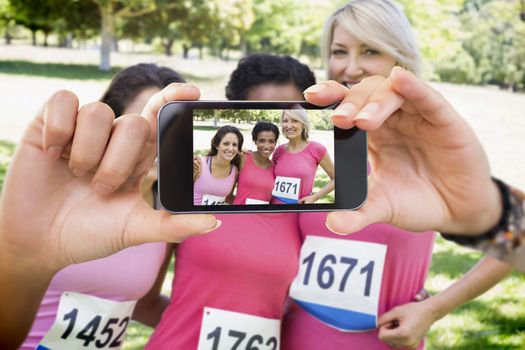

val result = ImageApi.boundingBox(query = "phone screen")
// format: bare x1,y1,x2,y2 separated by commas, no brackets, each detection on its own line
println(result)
158,101,367,213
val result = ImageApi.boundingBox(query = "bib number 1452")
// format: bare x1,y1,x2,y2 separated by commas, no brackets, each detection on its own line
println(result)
37,292,136,350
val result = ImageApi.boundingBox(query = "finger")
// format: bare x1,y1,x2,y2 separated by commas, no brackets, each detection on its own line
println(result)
137,83,201,182
68,102,115,177
351,75,405,131
326,183,392,234
91,114,150,195
125,208,221,247
378,308,401,328
390,66,458,127
42,90,79,158
141,83,201,142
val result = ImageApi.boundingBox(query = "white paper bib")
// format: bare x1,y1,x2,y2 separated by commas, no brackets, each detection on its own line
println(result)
197,307,280,350
272,176,301,204
37,292,136,350
245,198,270,205
201,194,226,205
289,236,387,332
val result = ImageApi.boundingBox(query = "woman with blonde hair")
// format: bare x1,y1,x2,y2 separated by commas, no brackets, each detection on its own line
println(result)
271,108,335,204
281,1,512,349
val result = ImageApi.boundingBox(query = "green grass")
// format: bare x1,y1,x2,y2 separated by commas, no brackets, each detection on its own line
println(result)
0,140,16,191
0,60,225,83
1,140,523,349
0,60,122,80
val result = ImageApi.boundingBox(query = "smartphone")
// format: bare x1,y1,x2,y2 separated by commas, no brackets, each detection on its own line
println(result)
157,101,367,213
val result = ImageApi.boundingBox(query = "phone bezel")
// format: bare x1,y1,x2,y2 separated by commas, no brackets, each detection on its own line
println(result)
158,100,367,213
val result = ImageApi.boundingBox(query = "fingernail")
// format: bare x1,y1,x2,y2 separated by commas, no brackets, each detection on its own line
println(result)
355,103,379,121
202,220,222,234
331,102,356,118
72,168,86,177
304,84,326,94
93,182,114,195
47,146,64,159
325,221,348,236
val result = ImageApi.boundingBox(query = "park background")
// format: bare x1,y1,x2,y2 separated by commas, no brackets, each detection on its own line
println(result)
0,0,524,348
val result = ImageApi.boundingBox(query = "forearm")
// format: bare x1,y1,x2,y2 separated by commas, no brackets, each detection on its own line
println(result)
424,256,512,321
0,247,55,349
312,179,335,202
132,294,170,327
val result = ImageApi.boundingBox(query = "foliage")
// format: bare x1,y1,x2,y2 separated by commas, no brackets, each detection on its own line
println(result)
3,0,525,89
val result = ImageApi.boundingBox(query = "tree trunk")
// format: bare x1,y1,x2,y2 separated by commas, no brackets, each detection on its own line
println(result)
99,0,114,71
43,29,50,47
4,21,12,45
182,44,190,59
199,45,203,60
163,38,174,56
31,29,37,46
240,35,248,57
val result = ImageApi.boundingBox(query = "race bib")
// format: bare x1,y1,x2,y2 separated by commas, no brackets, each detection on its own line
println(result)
245,198,270,205
37,292,136,350
272,176,301,204
197,307,280,350
289,236,387,332
201,194,226,206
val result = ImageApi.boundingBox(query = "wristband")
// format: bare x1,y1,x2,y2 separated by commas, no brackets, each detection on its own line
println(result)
441,178,525,260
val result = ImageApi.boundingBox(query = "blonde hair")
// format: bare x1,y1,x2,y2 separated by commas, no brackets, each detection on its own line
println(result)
322,0,422,77
282,109,311,141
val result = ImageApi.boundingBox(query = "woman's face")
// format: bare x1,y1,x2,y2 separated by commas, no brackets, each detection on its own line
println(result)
254,131,277,159
328,24,397,88
216,132,239,162
282,112,303,141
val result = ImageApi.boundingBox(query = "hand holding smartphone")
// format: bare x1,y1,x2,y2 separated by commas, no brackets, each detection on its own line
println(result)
158,101,367,213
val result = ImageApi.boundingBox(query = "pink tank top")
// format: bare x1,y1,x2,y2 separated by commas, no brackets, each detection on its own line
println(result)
233,152,275,204
271,141,327,204
281,212,434,350
20,243,167,349
146,213,302,349
194,156,238,205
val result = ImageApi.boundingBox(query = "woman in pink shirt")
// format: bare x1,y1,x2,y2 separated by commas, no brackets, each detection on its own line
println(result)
233,121,280,205
272,109,335,204
281,1,513,349
193,125,242,205
21,64,184,349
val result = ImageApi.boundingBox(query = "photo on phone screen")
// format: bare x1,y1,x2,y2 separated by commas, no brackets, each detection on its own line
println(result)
158,101,367,213
192,108,334,206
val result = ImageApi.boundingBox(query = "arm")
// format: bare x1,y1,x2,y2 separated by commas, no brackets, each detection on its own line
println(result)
193,156,202,182
377,256,513,349
0,85,219,349
132,244,174,327
299,153,335,204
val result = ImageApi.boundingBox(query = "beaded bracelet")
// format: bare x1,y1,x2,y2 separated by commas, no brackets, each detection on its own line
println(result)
441,178,524,260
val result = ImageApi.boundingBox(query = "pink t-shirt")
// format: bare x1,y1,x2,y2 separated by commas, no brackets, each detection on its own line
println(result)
20,243,167,349
146,213,301,349
281,212,435,350
272,141,327,204
194,156,238,205
233,152,275,204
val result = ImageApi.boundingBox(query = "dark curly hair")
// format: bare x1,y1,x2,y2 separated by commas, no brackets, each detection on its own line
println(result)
207,125,244,169
100,63,185,117
225,54,316,100
251,121,279,142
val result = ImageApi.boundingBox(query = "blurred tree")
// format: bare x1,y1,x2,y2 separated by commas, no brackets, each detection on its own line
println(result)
120,0,186,56
0,0,15,44
460,0,525,90
9,0,61,46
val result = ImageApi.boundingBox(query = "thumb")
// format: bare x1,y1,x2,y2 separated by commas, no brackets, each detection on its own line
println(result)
125,206,220,246
326,184,391,234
